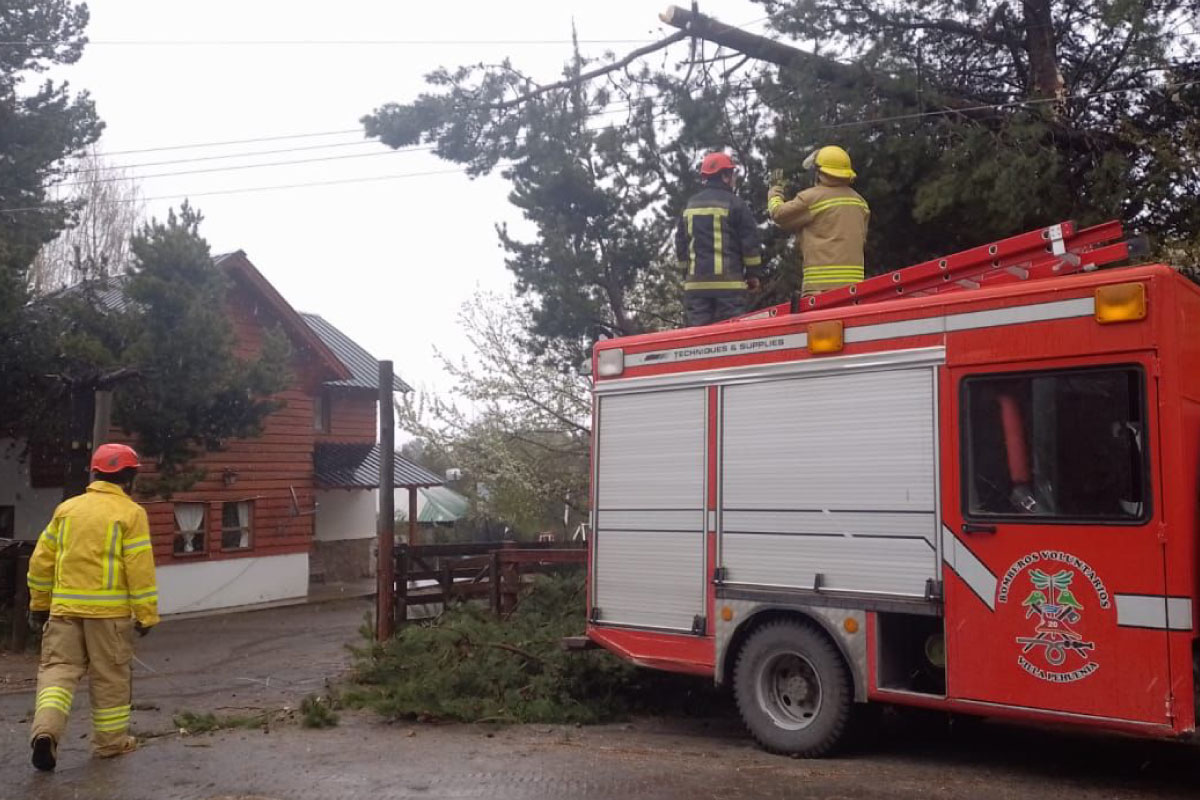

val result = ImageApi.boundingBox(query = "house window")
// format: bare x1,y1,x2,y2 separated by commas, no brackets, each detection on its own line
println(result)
313,393,330,433
173,503,206,556
221,501,253,550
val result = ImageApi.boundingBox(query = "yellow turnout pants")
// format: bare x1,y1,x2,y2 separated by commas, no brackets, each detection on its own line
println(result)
31,616,136,756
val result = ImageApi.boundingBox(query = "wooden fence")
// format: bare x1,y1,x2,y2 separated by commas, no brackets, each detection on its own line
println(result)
392,541,586,627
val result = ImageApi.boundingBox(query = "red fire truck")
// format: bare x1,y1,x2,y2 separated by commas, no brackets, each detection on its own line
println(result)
586,220,1200,756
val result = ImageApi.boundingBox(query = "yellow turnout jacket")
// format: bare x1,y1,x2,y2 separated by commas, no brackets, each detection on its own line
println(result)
768,174,870,296
28,481,160,627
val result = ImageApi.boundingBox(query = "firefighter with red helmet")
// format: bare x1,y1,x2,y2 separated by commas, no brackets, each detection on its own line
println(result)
676,151,764,326
768,145,870,297
26,443,158,771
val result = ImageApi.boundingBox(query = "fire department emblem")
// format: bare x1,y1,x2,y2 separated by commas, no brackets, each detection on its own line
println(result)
997,551,1111,683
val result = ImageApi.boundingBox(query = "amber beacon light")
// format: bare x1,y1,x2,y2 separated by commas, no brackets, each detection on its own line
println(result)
807,320,845,354
1095,283,1146,323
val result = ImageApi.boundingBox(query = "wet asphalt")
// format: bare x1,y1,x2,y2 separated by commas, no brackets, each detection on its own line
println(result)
1,598,1197,800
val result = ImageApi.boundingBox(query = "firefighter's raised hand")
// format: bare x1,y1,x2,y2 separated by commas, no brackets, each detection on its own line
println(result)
767,185,787,214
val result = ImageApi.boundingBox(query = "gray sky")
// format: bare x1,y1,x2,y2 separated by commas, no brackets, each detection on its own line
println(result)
68,0,766,402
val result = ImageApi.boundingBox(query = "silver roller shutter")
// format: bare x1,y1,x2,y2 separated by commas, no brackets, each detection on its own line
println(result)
720,366,940,598
593,388,706,631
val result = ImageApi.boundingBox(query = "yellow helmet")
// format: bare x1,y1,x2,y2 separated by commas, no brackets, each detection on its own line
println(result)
803,145,856,179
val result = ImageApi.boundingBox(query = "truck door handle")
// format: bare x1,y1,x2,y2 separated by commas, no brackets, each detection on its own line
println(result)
962,523,997,535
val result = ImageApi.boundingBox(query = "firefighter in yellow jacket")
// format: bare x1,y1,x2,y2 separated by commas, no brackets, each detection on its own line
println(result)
26,443,159,771
767,145,870,297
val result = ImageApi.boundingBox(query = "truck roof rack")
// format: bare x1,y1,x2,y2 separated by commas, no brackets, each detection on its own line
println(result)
740,219,1130,321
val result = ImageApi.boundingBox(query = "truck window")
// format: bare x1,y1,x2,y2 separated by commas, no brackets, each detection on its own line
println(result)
962,366,1148,523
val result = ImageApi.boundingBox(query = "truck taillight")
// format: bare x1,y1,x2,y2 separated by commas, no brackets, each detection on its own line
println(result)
1095,283,1146,323
597,348,625,377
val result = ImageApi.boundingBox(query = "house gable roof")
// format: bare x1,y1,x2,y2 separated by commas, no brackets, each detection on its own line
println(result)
214,251,351,382
300,312,412,393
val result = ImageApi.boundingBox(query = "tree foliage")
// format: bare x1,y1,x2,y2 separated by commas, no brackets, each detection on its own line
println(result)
115,206,293,494
0,0,102,444
397,293,590,537
365,0,1199,365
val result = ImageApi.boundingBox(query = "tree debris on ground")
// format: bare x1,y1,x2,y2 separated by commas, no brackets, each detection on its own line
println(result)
345,575,727,724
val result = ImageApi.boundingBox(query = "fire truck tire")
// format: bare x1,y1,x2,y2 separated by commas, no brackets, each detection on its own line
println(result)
732,619,852,757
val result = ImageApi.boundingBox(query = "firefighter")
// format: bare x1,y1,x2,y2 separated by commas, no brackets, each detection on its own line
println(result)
676,151,764,326
767,145,870,296
26,443,159,771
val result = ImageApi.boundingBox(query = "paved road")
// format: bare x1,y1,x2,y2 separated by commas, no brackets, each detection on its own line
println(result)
1,599,1197,799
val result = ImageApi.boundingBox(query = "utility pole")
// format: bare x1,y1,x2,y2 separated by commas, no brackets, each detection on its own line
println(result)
376,361,396,641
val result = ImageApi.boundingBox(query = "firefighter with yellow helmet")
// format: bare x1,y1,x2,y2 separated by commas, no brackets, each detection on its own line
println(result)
767,145,870,297
26,443,159,771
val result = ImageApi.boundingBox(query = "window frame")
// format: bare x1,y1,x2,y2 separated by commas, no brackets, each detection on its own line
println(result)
220,500,254,552
958,363,1153,527
171,502,208,558
313,392,331,434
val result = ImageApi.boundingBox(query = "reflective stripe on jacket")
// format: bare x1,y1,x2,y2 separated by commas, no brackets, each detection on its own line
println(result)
675,183,763,296
768,177,869,296
28,481,160,627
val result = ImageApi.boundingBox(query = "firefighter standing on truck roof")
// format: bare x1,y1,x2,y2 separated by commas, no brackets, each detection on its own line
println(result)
26,443,158,772
676,151,764,326
767,145,870,297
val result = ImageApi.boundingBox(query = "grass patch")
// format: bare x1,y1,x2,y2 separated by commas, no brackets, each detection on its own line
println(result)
173,710,269,733
300,694,340,728
345,574,726,725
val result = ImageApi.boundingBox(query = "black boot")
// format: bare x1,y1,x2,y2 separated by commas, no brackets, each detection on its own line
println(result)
31,734,57,771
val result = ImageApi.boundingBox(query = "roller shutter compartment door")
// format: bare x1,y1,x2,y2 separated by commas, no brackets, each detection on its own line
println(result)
593,388,707,631
721,367,939,598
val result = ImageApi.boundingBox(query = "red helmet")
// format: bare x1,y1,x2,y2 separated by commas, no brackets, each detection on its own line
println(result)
699,151,736,176
91,443,141,474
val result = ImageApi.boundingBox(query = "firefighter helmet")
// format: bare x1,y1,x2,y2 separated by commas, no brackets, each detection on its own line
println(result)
699,151,736,176
91,443,141,474
803,145,856,179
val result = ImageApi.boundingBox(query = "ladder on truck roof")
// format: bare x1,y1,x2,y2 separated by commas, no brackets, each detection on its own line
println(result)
741,219,1131,320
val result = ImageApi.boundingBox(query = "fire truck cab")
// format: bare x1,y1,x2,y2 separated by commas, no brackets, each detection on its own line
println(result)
586,222,1200,756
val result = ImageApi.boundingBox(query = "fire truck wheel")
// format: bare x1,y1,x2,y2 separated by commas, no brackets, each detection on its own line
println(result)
733,619,852,757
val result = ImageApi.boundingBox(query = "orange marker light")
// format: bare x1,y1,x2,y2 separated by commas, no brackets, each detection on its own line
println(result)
843,617,859,634
807,320,844,354
720,606,734,622
1095,283,1146,323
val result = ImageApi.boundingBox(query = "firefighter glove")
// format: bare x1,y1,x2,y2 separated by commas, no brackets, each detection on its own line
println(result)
28,610,49,632
134,621,152,637
767,185,787,214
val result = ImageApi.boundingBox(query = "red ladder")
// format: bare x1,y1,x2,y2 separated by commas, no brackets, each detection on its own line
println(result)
738,219,1130,321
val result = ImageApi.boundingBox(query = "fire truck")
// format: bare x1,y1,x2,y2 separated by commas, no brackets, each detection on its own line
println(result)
586,220,1200,756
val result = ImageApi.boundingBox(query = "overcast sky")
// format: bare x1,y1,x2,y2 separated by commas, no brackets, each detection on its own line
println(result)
65,0,766,408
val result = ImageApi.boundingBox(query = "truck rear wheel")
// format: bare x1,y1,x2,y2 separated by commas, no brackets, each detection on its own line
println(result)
733,619,852,757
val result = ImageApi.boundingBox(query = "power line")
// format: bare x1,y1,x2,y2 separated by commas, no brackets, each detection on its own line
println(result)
0,38,659,47
101,129,364,157
4,75,1193,214
0,168,472,214
64,139,396,173
64,96,691,179
58,147,425,187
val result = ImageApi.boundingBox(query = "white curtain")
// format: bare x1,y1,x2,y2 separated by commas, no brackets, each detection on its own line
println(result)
236,501,252,548
174,503,205,553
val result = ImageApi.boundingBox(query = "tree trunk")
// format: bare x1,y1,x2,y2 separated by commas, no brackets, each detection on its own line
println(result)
1022,0,1064,98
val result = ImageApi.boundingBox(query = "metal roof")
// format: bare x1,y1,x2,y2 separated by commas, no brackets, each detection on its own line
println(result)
417,486,469,523
314,442,443,489
300,313,411,393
